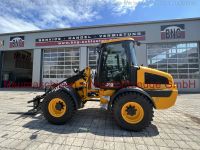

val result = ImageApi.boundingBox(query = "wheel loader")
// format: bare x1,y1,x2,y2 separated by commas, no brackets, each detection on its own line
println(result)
28,37,178,131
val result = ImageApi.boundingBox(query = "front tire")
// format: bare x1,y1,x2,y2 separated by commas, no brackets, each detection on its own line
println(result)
42,91,75,125
113,92,153,131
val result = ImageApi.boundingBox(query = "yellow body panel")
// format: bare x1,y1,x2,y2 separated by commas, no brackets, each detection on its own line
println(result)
152,87,178,109
137,66,178,109
99,89,116,104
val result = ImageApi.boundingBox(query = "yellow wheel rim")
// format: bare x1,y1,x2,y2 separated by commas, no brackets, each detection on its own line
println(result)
121,102,144,124
48,98,67,118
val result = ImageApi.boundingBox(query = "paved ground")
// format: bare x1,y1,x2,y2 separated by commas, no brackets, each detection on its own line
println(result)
0,90,200,150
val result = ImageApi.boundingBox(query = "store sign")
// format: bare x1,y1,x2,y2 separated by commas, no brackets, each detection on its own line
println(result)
35,31,145,46
9,36,25,48
161,24,185,40
0,40,4,47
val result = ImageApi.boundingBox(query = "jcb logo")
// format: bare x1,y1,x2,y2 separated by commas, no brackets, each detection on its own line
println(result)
105,83,114,87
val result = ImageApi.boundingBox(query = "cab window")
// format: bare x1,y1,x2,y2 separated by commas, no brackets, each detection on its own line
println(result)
101,42,129,83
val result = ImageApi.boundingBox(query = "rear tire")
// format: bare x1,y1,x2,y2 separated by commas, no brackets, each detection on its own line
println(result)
113,92,153,131
42,91,75,125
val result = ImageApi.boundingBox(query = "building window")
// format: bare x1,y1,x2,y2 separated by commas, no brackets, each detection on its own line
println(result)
88,47,98,69
147,42,199,79
43,47,80,79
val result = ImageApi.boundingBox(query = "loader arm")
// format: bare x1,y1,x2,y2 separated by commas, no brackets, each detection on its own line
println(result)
28,68,87,113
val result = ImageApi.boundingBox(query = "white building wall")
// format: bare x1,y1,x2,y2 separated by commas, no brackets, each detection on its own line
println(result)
32,49,42,87
80,47,88,70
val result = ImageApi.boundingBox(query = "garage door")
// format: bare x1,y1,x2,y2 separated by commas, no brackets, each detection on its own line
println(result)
42,47,80,83
88,47,98,69
147,42,200,92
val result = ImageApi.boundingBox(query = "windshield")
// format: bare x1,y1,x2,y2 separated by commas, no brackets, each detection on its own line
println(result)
97,40,138,66
129,41,138,66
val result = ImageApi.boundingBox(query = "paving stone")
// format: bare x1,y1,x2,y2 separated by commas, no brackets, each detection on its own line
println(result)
54,136,66,144
143,137,156,146
135,144,148,150
103,141,114,150
15,140,32,149
33,134,49,141
124,143,136,150
0,91,200,150
37,142,50,150
133,137,145,145
0,138,15,148
63,137,76,146
93,140,104,149
104,136,114,142
114,142,125,150
82,139,94,148
147,145,159,150
85,133,95,140
159,146,172,150
186,141,200,150
114,136,124,142
0,138,6,143
123,136,133,143
8,139,23,149
72,138,84,147
81,147,91,150
167,133,181,140
70,146,81,150
44,135,57,143
47,143,62,150
59,144,71,150
23,141,41,150
154,139,167,147
95,135,104,141
178,134,192,141
163,139,179,148
175,140,191,149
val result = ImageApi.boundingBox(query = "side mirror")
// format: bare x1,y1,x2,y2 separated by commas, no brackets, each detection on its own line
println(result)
73,68,79,73
136,41,141,46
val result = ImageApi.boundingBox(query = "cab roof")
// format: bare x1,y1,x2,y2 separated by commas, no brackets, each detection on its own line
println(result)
101,37,135,44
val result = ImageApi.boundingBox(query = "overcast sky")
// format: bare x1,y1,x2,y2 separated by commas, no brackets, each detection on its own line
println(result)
0,0,199,33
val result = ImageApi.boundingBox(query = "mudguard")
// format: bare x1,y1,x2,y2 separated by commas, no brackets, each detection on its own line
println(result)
108,86,155,111
59,86,82,109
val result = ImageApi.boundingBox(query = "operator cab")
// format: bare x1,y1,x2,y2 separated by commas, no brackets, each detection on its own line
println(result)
94,38,139,89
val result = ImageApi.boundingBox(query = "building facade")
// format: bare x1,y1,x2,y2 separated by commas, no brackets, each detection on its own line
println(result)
0,18,199,92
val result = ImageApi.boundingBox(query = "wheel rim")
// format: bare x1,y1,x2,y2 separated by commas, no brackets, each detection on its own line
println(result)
121,102,144,124
48,98,67,118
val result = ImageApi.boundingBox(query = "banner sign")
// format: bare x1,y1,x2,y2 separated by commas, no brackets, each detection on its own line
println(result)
161,24,185,40
9,36,25,48
35,31,145,46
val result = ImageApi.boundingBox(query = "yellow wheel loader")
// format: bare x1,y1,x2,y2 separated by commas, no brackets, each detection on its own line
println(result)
28,38,178,131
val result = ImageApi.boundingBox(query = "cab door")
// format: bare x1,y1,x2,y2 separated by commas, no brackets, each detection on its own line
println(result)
96,41,131,89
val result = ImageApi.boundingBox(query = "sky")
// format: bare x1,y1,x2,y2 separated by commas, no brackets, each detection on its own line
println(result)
0,0,199,34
